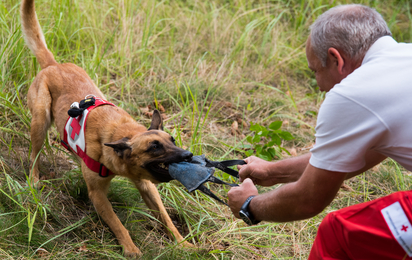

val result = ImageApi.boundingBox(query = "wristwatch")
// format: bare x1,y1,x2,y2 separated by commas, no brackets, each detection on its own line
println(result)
239,195,261,225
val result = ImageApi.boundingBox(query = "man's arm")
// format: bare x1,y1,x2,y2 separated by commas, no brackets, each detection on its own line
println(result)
238,150,387,186
229,150,387,222
229,164,346,222
237,154,310,186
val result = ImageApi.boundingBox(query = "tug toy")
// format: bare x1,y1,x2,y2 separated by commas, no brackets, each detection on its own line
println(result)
169,155,245,206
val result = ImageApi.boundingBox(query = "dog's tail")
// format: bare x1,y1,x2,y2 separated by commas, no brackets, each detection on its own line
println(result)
21,0,57,69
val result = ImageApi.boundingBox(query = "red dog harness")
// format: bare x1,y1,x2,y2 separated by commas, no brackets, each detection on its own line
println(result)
61,96,115,177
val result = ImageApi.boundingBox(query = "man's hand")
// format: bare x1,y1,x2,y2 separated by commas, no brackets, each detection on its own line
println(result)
238,156,278,186
228,178,258,218
238,154,312,186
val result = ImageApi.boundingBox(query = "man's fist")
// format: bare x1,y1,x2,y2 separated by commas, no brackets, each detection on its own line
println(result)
238,156,277,186
228,178,258,218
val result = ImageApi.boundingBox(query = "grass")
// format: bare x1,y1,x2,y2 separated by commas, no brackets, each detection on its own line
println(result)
1,0,412,259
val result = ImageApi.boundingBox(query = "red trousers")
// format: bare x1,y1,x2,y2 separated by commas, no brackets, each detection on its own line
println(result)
309,191,412,260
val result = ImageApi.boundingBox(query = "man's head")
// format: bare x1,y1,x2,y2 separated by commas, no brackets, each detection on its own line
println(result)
307,4,391,92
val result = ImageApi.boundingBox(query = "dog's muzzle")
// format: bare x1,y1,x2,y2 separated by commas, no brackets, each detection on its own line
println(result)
168,155,245,206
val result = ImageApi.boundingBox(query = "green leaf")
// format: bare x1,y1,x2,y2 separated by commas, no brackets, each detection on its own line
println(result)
261,150,271,158
305,110,317,117
270,133,281,146
250,123,261,132
247,136,253,144
255,144,263,154
258,153,271,161
250,124,266,133
260,129,269,137
245,150,254,157
252,135,261,143
279,131,294,140
238,144,252,149
269,121,283,130
268,147,278,158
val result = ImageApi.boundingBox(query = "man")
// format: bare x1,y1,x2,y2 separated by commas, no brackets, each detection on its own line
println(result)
228,4,412,259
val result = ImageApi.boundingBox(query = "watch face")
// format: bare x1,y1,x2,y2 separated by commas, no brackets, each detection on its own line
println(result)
239,210,253,226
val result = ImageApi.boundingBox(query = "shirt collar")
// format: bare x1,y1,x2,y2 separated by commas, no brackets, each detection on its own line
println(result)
362,36,398,65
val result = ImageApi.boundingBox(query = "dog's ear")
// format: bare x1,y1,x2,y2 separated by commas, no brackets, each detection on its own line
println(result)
148,109,163,131
104,138,132,159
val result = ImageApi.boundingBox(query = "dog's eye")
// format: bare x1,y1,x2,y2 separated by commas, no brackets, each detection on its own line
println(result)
171,137,176,145
150,140,162,151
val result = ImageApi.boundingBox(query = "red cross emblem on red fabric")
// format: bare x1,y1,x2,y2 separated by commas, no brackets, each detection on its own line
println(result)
401,225,409,232
70,116,82,139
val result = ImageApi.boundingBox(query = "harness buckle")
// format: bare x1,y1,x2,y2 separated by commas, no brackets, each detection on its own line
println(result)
99,164,111,177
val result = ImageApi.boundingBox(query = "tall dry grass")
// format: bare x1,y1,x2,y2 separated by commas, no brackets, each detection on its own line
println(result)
1,0,411,259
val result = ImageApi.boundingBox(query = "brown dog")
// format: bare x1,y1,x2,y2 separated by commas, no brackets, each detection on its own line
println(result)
21,0,194,256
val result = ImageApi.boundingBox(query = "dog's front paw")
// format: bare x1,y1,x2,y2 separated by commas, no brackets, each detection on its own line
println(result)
123,245,142,259
180,240,195,248
29,169,40,186
27,176,42,189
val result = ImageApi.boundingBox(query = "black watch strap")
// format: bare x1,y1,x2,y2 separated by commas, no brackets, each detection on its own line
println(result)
239,195,261,225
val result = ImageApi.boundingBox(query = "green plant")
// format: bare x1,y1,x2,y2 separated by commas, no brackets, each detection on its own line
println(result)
244,121,294,160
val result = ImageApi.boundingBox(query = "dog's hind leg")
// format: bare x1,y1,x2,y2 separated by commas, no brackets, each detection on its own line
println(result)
82,165,142,257
27,75,52,184
134,179,194,247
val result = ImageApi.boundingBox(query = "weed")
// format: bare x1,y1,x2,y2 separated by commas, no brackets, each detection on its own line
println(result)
243,121,294,160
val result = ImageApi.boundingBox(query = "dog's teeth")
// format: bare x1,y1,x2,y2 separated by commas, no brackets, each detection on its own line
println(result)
157,163,169,170
159,163,169,170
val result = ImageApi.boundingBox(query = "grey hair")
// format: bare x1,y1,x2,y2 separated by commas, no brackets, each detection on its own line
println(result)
310,4,391,67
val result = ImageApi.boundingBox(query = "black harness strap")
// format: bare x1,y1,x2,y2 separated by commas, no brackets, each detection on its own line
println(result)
205,159,246,178
197,184,229,206
201,158,246,206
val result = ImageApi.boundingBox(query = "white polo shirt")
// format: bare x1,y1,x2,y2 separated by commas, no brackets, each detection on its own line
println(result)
310,36,412,172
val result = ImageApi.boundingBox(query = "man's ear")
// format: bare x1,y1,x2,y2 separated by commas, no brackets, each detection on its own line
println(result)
327,47,345,75
104,138,132,159
148,109,163,131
